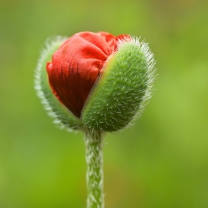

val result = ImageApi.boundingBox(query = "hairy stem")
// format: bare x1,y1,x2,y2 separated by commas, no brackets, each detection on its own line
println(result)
84,130,104,208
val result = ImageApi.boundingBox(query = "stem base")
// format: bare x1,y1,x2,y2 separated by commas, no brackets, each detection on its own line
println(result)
84,131,104,208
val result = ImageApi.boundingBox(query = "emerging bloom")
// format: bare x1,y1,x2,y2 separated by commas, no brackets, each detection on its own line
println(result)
46,32,130,118
35,31,155,132
35,31,156,208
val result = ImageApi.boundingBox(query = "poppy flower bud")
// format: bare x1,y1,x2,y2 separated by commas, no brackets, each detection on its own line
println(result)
35,31,155,132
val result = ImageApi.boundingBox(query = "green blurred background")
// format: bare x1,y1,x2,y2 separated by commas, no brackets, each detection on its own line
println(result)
0,0,208,207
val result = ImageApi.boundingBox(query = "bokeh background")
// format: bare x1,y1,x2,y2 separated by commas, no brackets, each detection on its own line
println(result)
1,0,208,207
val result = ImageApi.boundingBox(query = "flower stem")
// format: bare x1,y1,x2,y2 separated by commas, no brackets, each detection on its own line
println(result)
84,130,104,208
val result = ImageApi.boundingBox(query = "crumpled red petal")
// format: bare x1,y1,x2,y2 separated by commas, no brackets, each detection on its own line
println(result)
46,31,130,118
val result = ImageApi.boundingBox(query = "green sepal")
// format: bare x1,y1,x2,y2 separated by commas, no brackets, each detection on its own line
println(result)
82,39,155,132
35,37,82,131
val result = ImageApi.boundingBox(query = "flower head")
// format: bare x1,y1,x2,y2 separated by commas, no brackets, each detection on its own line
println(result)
35,31,155,132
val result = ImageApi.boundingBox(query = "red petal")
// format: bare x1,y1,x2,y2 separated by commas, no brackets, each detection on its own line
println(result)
46,32,130,118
